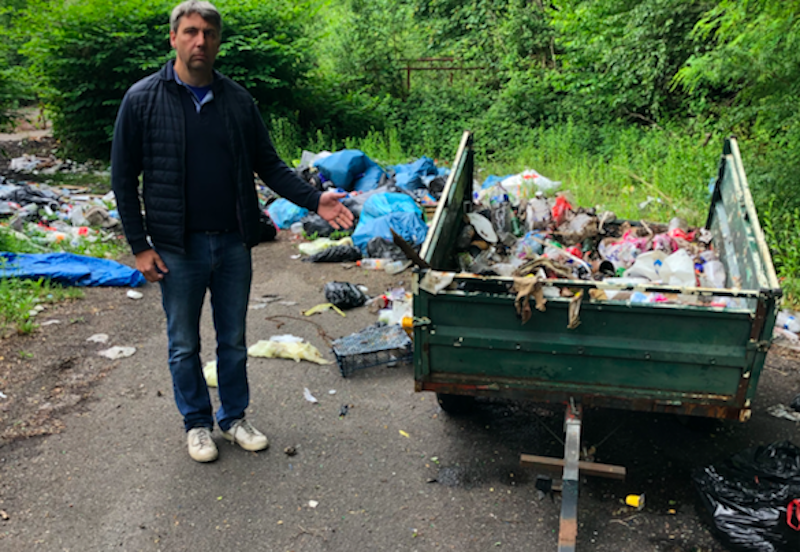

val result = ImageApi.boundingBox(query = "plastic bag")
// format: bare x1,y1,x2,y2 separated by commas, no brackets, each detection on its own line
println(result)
693,441,800,552
302,245,362,263
324,281,367,309
248,339,331,365
360,193,422,225
267,198,308,229
258,210,277,242
352,212,428,254
366,237,407,261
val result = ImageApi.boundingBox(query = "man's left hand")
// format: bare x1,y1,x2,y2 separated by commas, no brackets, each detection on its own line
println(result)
317,191,354,230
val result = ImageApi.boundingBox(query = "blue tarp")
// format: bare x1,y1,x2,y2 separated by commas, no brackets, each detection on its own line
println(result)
314,150,386,192
390,157,438,192
0,252,146,287
360,193,422,225
268,198,308,229
352,212,428,254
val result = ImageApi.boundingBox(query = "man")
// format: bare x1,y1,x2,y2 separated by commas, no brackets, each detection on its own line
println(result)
111,0,353,463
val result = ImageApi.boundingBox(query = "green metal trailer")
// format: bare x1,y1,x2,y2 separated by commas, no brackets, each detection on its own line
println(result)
411,131,782,551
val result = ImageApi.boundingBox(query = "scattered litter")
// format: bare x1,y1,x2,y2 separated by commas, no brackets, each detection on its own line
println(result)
625,494,645,510
399,430,410,438
308,500,319,508
332,323,413,377
303,388,319,403
270,334,304,343
290,254,301,260
86,333,109,343
126,290,143,300
324,281,367,310
339,404,350,417
694,440,800,552
278,301,297,307
767,404,800,422
328,389,336,395
419,270,455,295
284,446,297,456
303,244,362,263
0,509,8,520
302,303,346,317
0,391,7,400
40,320,60,326
248,339,331,365
98,346,136,359
248,303,268,310
203,361,218,388
298,236,354,256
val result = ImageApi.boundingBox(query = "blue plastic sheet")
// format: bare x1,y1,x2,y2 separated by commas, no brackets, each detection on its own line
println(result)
0,252,146,287
352,212,428,254
360,193,422,225
267,198,308,229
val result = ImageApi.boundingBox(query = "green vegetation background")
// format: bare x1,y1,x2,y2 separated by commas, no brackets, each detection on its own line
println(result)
1,0,798,309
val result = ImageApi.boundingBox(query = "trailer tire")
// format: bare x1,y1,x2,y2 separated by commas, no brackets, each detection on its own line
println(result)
436,393,476,415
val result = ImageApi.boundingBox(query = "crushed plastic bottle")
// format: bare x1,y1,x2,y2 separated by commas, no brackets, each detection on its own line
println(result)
697,250,727,288
776,310,800,333
659,249,696,287
526,192,551,231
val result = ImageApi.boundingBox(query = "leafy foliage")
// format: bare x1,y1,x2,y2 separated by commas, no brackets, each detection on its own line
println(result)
19,0,317,159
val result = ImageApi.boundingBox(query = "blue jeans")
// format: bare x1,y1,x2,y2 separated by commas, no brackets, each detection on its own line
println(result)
157,232,252,432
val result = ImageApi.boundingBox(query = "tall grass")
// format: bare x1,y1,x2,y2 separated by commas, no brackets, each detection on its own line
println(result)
272,118,796,305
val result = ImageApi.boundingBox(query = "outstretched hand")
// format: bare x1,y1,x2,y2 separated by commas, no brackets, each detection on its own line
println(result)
317,191,354,230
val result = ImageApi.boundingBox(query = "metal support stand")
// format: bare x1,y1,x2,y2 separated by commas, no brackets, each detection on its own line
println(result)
558,400,582,552
519,399,626,551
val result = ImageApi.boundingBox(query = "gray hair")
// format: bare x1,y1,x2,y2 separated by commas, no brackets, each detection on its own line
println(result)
170,1,222,33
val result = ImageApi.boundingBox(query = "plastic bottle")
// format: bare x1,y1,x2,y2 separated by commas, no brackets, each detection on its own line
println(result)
526,192,551,231
356,258,408,273
776,310,800,333
624,250,667,282
659,249,696,287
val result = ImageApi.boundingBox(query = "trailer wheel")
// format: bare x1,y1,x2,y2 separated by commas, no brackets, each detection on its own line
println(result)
436,393,476,415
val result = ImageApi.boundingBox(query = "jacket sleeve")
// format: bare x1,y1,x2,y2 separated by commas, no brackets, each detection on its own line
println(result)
111,92,150,255
250,101,322,212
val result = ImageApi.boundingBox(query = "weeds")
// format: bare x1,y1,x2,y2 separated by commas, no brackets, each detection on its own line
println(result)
0,275,84,336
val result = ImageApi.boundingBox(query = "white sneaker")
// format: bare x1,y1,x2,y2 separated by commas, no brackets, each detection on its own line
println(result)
187,427,218,462
221,419,269,451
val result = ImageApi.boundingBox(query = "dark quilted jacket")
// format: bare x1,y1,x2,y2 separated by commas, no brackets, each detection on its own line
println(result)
111,61,321,255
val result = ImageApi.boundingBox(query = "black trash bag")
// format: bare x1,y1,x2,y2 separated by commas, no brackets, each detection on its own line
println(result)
324,282,367,310
791,395,800,413
258,211,277,242
366,237,407,261
302,245,362,263
295,167,326,191
693,440,800,552
302,212,355,238
429,175,447,199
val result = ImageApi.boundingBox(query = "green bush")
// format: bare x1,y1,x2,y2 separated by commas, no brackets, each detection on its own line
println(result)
21,0,316,160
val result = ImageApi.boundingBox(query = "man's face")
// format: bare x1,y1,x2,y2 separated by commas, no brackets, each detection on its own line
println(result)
169,12,220,74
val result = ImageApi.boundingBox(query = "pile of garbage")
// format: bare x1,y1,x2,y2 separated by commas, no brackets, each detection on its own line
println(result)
0,179,121,251
7,153,100,176
449,169,738,307
265,149,446,269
